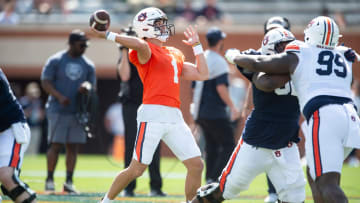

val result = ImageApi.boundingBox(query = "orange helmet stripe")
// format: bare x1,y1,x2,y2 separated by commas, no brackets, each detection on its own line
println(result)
325,18,332,46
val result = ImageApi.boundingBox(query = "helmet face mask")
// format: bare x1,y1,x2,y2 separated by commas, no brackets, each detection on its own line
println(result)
133,7,175,42
153,18,175,41
304,16,341,49
261,28,295,55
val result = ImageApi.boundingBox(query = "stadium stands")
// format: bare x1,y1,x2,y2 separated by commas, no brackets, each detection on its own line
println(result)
9,0,360,28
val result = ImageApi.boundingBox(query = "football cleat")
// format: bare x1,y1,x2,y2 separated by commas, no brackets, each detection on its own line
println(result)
45,179,55,192
63,182,79,195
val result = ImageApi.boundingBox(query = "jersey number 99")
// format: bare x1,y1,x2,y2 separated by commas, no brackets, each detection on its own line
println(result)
316,51,347,78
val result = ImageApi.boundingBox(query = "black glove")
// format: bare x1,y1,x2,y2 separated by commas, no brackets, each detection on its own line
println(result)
344,48,356,63
241,48,261,55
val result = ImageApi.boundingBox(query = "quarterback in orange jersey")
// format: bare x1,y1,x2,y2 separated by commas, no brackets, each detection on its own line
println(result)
91,7,209,203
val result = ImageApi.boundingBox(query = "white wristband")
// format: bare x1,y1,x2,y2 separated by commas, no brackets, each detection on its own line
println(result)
106,31,117,42
192,43,204,56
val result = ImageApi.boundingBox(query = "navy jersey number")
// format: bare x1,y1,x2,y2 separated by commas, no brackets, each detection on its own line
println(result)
316,51,347,78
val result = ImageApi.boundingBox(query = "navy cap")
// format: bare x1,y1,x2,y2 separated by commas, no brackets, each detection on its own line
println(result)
206,27,226,46
69,29,88,43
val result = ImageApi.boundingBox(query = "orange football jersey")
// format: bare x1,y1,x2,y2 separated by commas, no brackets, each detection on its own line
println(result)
129,42,185,108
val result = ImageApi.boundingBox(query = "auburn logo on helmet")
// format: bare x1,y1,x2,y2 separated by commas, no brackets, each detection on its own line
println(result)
306,20,315,29
138,12,147,22
263,35,269,45
283,31,288,37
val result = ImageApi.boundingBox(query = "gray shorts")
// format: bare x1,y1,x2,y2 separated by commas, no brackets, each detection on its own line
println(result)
47,113,86,144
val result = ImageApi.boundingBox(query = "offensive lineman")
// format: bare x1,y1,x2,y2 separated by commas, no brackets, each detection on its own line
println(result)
244,16,293,203
0,68,37,203
226,16,360,203
90,7,209,202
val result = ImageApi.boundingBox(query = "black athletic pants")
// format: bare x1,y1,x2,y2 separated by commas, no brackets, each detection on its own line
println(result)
197,118,236,182
122,102,162,192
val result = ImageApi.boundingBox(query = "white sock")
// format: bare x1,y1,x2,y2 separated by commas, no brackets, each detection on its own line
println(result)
101,193,113,203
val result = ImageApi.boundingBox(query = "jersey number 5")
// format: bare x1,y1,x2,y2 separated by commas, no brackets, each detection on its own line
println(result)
316,51,347,78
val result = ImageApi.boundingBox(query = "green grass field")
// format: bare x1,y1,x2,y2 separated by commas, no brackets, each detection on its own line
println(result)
2,155,360,202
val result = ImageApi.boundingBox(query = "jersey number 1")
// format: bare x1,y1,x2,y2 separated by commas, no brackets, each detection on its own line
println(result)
171,57,179,84
316,51,347,78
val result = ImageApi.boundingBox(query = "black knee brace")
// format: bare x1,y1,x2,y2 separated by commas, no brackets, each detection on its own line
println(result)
196,182,224,203
1,173,36,203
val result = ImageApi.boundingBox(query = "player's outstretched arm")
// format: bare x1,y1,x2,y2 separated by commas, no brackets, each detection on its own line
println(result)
90,27,151,64
225,50,298,74
181,26,209,81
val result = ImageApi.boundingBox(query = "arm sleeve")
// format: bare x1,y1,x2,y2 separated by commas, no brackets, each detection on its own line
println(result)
215,73,229,86
285,41,301,55
128,49,139,66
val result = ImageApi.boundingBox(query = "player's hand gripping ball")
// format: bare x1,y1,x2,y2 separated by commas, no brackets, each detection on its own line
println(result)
89,10,110,31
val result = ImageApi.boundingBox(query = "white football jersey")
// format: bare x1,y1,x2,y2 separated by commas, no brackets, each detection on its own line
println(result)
285,40,353,112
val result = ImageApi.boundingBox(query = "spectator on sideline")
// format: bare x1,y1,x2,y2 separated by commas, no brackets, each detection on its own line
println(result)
41,29,96,194
193,27,239,183
33,0,67,14
347,80,360,167
0,0,19,25
20,82,45,154
197,0,222,22
175,0,197,23
104,102,125,160
228,76,246,135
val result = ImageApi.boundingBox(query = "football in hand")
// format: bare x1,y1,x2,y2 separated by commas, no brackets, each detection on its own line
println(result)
89,10,110,31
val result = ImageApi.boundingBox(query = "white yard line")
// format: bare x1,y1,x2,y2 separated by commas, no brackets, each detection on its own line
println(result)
21,170,187,179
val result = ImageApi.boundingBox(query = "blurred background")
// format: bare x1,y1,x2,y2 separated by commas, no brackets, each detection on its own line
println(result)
1,0,360,155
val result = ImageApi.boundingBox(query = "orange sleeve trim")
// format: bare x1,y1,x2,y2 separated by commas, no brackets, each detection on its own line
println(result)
285,44,300,51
